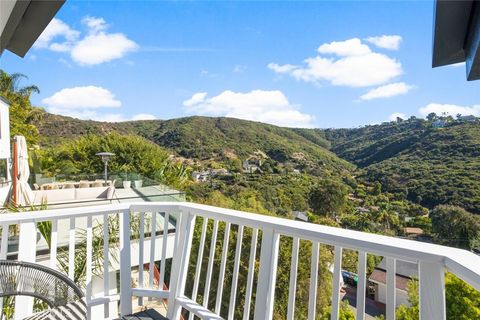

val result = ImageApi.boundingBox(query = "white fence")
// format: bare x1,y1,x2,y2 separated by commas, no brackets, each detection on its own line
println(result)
1,202,480,320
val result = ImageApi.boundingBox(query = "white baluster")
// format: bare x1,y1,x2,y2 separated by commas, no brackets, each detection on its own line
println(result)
203,219,219,308
215,222,231,314
308,242,319,320
138,212,145,306
190,217,208,316
356,251,367,320
386,257,396,320
120,209,133,316
103,213,110,318
228,225,243,320
419,261,445,320
160,212,169,291
243,228,258,320
253,229,279,320
167,211,196,320
287,237,300,320
331,246,343,320
50,220,58,270
68,218,75,280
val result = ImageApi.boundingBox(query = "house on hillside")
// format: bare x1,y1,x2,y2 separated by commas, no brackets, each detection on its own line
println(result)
369,258,418,308
457,115,477,123
292,211,308,222
243,159,263,173
192,168,229,182
403,227,424,238
432,119,446,128
0,96,11,206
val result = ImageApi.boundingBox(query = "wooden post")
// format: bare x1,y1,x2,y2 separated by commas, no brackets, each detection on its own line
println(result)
12,138,18,206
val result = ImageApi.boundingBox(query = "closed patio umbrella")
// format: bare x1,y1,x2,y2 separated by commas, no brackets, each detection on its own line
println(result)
13,135,34,206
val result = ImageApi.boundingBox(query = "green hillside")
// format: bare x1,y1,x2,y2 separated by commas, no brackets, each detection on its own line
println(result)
33,113,353,176
323,119,480,213
145,117,351,172
33,109,480,213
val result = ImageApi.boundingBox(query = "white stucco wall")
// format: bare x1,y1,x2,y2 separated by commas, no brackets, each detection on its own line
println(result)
375,282,410,308
0,185,10,206
0,98,10,160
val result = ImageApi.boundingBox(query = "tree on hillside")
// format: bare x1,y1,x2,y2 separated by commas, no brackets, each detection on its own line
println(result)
426,112,438,121
430,205,480,250
0,70,39,97
0,69,39,145
308,179,349,217
39,133,191,188
396,273,480,320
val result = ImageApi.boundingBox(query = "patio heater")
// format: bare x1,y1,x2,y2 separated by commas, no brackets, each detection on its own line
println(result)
96,152,115,184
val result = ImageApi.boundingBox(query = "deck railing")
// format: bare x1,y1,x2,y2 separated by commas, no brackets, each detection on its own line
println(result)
1,202,480,320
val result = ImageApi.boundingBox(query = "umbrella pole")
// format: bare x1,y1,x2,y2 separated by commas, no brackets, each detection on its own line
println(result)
12,138,18,207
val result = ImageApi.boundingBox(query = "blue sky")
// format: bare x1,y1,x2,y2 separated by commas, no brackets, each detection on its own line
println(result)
0,1,478,128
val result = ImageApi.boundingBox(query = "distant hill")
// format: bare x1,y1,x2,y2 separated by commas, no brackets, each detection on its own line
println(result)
33,112,353,176
323,119,480,213
34,111,480,213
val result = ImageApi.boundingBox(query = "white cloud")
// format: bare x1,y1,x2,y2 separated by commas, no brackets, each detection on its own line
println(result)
42,86,121,110
183,90,315,128
360,82,413,100
71,32,138,66
268,38,402,87
132,113,156,121
388,112,407,121
34,18,80,51
183,92,208,107
267,63,297,74
82,16,108,34
42,86,159,122
365,35,402,50
318,38,371,56
419,103,480,118
33,16,137,66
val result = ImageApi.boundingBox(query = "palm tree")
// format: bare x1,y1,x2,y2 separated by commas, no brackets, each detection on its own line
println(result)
374,209,400,232
0,69,39,96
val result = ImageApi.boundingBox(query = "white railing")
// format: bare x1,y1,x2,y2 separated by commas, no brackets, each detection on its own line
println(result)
1,202,480,320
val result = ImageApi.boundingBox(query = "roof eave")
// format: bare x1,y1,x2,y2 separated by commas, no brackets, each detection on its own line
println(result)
0,0,65,58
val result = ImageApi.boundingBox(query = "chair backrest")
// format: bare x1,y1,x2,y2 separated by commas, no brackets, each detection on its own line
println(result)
92,181,104,188
78,182,90,188
0,260,85,309
63,183,75,189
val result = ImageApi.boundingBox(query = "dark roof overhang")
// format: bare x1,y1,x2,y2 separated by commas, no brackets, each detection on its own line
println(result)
0,0,65,58
432,0,480,80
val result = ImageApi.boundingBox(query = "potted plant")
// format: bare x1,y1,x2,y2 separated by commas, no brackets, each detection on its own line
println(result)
120,165,131,189
133,173,143,188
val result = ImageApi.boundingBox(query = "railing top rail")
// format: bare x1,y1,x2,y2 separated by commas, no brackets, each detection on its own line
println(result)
1,201,480,291
0,203,131,224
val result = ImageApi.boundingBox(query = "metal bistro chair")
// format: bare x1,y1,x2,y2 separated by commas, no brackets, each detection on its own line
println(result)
0,260,87,320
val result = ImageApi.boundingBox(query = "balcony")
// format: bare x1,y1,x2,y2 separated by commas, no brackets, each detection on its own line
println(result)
0,202,479,320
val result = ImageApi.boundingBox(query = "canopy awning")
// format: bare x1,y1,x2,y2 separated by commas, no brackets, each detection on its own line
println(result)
432,0,480,81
